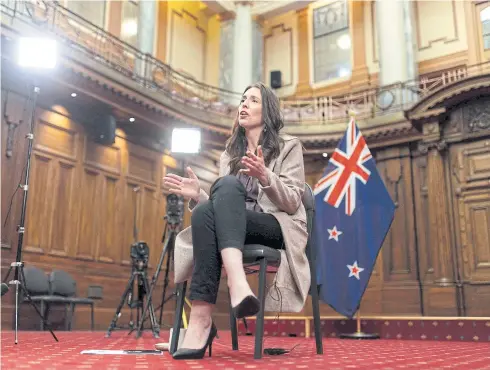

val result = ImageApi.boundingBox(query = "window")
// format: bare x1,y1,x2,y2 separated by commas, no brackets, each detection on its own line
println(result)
121,0,139,47
480,7,490,50
313,0,351,83
66,0,106,29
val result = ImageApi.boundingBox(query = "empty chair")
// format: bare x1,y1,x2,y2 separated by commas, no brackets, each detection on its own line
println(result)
49,270,95,330
21,266,67,330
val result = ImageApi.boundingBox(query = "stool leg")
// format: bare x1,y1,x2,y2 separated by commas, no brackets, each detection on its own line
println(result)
254,258,267,360
229,289,238,350
170,282,187,354
91,303,95,331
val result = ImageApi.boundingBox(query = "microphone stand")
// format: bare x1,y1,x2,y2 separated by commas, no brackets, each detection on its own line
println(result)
2,85,58,344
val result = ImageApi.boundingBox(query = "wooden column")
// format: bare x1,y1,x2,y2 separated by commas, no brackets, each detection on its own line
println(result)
349,0,369,90
425,140,454,285
417,121,458,315
295,7,312,97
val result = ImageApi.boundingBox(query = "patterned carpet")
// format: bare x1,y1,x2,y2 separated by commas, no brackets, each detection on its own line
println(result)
2,331,490,369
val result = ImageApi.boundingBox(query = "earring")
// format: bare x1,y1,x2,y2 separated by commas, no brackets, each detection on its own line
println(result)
263,127,267,132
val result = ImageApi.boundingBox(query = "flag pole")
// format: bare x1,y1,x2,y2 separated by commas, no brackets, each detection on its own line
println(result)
339,308,380,339
338,110,379,340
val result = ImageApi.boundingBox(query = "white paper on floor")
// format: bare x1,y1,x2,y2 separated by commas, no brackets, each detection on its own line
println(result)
81,350,162,355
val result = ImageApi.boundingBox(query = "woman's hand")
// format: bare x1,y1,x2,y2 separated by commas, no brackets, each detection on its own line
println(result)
239,146,269,186
164,166,201,201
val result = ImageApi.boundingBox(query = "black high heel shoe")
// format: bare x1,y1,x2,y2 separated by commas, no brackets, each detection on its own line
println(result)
172,322,218,360
232,295,260,319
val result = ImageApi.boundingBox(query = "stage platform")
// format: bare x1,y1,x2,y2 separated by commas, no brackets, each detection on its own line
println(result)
2,331,490,369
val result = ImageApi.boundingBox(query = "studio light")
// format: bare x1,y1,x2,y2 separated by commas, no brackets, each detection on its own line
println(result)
5,36,59,345
18,37,57,69
171,128,201,154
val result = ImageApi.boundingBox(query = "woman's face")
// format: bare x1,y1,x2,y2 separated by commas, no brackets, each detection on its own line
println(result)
238,87,263,130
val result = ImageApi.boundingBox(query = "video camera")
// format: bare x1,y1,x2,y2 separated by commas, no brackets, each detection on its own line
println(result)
130,241,150,271
165,193,184,227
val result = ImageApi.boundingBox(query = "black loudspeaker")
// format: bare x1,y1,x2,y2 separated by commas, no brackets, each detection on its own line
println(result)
270,70,282,89
93,112,116,145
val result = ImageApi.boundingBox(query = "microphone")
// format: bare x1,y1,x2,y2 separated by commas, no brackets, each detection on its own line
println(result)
1,283,9,297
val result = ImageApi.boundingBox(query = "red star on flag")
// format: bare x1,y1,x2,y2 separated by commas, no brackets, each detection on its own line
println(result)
327,226,342,242
347,261,364,280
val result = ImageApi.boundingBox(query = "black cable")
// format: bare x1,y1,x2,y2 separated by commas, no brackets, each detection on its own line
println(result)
3,163,26,228
3,88,31,228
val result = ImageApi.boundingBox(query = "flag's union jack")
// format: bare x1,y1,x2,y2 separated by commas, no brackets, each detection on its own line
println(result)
313,117,372,216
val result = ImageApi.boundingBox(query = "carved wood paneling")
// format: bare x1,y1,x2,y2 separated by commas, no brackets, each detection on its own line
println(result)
449,138,490,316
412,150,433,282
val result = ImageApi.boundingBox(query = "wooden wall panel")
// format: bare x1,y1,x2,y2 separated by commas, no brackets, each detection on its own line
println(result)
0,91,198,331
3,86,490,332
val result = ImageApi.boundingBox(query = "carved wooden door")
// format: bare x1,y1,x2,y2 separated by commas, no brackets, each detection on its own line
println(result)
449,138,490,317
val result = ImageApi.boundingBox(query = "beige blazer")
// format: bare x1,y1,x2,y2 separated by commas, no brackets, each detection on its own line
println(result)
173,134,310,312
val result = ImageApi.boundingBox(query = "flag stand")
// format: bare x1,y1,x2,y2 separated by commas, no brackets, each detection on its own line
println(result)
339,309,380,339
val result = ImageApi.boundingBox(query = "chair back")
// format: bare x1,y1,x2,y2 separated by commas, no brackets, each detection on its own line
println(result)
302,183,315,237
303,183,319,296
49,270,77,297
23,266,50,296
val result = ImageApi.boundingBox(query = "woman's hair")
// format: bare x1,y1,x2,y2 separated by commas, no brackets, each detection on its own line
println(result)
225,82,284,175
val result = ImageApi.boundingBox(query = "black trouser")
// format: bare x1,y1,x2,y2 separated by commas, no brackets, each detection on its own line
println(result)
189,175,284,304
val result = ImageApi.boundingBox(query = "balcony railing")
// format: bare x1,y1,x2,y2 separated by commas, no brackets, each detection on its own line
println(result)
2,0,489,126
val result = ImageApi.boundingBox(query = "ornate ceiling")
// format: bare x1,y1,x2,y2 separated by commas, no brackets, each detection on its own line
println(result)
203,0,315,19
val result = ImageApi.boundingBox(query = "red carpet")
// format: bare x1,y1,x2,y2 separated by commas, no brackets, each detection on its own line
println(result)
2,331,490,369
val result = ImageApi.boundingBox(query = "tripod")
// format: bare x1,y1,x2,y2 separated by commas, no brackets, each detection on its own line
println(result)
2,85,58,344
135,219,179,338
105,259,160,338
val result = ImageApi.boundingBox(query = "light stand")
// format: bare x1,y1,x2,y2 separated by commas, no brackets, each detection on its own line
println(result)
2,85,58,343
135,127,200,338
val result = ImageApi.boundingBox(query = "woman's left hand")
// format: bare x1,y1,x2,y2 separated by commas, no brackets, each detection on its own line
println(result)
240,146,269,186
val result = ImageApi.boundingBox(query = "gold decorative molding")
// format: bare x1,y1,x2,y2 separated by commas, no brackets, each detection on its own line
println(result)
414,0,459,51
263,23,294,88
168,9,207,82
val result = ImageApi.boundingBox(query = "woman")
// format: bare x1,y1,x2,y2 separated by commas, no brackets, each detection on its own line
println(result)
163,82,310,360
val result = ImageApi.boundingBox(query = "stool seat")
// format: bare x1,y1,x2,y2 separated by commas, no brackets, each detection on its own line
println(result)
243,245,281,266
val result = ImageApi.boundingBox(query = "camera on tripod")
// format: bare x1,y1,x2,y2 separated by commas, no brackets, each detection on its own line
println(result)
130,241,149,272
165,193,184,227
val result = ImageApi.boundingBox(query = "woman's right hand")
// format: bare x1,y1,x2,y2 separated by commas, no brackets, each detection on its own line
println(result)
163,166,201,201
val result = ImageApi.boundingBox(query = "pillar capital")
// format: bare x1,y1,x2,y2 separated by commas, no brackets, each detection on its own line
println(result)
234,1,253,7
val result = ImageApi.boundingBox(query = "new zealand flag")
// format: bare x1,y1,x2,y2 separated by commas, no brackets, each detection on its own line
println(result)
313,117,395,318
